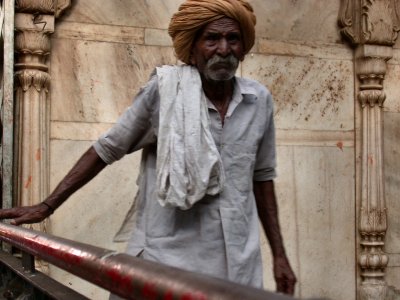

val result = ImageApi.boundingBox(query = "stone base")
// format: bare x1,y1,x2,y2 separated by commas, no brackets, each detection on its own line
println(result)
359,283,387,300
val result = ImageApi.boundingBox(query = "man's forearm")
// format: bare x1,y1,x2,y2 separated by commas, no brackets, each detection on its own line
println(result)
253,180,286,257
43,146,107,211
253,180,296,295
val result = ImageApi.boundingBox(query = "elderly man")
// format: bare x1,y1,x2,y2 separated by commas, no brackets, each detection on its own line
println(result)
0,0,296,296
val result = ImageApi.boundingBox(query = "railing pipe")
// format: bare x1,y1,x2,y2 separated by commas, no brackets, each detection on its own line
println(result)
0,222,293,300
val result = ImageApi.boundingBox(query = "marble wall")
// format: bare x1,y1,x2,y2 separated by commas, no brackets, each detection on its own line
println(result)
383,48,400,291
48,0,362,299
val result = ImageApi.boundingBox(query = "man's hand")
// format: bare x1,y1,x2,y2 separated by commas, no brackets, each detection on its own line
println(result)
273,255,297,295
0,147,107,227
0,203,52,225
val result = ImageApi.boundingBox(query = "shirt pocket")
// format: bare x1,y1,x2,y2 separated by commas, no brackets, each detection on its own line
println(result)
225,144,257,193
146,203,200,238
145,203,177,238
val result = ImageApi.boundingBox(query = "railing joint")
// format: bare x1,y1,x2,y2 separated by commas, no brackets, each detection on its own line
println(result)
21,250,35,273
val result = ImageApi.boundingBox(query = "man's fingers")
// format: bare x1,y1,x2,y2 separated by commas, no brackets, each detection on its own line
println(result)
12,216,35,226
276,278,286,293
0,208,20,219
0,208,41,225
276,276,296,295
286,280,295,295
13,212,44,225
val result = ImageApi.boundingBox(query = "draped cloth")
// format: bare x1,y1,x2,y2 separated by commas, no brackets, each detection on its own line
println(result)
156,65,225,210
168,0,256,64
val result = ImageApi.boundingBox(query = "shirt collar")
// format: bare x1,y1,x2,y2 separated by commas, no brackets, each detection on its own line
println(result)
235,76,258,96
206,77,258,116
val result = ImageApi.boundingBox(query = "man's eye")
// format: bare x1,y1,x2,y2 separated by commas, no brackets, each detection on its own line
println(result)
228,34,240,42
206,34,219,41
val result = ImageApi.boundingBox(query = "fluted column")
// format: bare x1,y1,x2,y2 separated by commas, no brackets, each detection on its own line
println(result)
338,1,400,299
357,45,391,300
13,0,70,233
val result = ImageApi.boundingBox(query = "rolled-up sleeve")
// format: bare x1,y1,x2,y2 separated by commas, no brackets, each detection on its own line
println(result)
93,75,159,164
253,92,277,181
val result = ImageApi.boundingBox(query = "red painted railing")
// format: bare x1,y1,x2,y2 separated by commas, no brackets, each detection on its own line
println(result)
0,222,293,300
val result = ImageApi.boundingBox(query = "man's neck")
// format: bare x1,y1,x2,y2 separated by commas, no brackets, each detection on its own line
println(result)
201,75,234,105
200,75,235,124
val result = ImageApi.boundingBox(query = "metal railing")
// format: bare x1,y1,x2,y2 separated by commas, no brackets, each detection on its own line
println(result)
0,250,89,299
0,222,294,300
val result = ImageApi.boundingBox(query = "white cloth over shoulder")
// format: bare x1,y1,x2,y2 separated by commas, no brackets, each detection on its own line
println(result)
156,65,225,210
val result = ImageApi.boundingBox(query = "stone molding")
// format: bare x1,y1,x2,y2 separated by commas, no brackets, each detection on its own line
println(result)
55,0,71,17
361,0,400,45
339,1,399,300
339,0,400,45
338,0,358,44
15,0,70,17
15,29,51,56
15,69,51,92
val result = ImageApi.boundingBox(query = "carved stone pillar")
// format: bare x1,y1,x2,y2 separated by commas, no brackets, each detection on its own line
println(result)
13,0,70,233
357,45,391,300
339,1,400,299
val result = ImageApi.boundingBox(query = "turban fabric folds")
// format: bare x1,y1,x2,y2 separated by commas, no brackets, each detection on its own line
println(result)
168,0,257,65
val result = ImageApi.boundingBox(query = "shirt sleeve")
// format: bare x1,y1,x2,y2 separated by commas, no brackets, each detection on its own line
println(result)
93,75,159,164
253,91,277,181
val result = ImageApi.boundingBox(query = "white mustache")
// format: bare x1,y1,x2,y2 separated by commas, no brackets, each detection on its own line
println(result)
207,54,239,67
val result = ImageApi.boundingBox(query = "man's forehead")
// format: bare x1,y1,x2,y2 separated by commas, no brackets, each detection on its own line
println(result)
201,17,241,34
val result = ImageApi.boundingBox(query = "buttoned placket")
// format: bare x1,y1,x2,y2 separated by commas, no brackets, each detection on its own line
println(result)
206,81,243,153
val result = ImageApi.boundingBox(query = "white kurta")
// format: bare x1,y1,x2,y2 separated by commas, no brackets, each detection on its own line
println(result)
93,66,277,287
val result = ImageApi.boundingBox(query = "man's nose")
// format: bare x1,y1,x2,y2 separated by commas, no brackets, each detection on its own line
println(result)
216,39,231,57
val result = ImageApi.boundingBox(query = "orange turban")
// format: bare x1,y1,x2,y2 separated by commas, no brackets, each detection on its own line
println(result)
168,0,256,65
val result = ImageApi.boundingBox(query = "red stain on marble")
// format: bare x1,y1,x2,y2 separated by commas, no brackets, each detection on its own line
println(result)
36,149,41,161
336,141,343,151
24,176,32,188
368,155,374,165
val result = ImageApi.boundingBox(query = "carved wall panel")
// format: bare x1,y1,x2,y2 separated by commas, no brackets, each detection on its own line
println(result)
339,0,400,45
361,0,400,45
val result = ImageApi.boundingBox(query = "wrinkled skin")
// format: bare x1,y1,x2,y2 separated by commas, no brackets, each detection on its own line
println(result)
190,17,244,82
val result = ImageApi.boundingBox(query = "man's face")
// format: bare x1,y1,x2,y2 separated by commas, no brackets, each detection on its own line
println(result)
190,17,244,82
